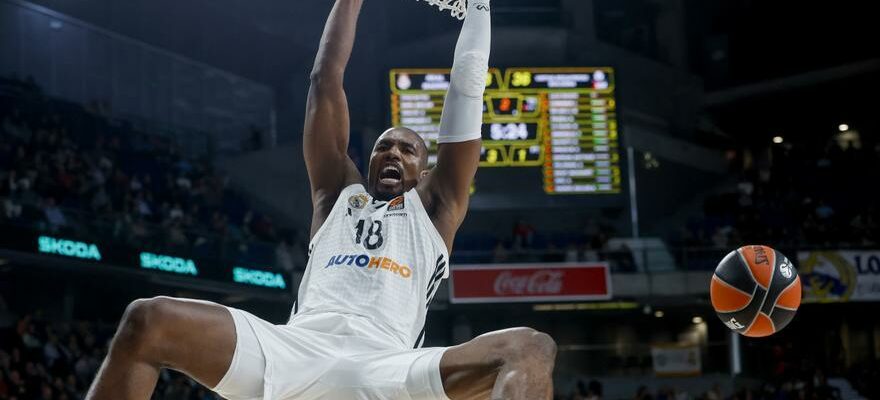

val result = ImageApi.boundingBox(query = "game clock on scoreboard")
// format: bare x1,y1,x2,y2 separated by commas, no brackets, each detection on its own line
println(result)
389,67,622,195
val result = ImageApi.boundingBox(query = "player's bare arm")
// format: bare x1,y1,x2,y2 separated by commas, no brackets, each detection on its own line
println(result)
418,134,482,252
304,0,364,240
411,1,558,399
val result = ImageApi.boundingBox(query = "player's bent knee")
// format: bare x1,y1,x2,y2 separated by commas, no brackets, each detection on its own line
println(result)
500,327,556,366
516,328,556,362
115,296,180,357
528,330,557,366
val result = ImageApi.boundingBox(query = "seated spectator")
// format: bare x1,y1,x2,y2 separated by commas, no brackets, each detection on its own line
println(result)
704,383,722,400
634,385,652,400
564,242,579,263
586,379,603,400
42,197,67,231
512,219,535,249
491,240,509,263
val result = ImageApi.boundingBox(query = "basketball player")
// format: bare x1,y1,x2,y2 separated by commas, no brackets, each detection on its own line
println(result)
85,0,556,399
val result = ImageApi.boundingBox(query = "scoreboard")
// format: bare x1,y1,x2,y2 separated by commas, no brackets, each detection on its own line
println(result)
389,67,621,194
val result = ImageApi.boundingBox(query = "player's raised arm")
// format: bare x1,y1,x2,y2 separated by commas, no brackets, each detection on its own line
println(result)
419,0,491,248
304,0,364,238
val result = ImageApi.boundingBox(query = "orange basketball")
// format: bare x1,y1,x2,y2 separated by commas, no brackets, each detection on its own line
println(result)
710,245,801,337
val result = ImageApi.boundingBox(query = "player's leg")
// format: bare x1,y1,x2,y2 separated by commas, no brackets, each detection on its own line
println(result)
439,327,557,400
85,296,237,400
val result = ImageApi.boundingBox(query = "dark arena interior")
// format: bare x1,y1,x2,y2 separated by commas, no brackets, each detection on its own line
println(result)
1,0,880,399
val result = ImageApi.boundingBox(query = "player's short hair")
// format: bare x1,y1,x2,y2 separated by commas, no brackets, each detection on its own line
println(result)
377,127,429,170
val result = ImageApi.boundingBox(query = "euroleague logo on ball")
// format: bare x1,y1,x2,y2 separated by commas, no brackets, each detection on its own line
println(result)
779,258,794,279
710,245,802,337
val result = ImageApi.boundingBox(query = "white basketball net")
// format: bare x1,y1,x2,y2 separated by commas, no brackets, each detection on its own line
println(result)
416,0,467,20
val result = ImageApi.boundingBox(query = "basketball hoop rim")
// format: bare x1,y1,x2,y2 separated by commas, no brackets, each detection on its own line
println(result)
415,0,467,20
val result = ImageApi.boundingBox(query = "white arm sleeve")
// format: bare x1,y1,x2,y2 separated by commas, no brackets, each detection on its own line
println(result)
437,0,491,144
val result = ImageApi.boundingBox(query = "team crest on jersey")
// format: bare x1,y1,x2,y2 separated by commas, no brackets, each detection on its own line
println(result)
388,196,405,211
348,193,369,209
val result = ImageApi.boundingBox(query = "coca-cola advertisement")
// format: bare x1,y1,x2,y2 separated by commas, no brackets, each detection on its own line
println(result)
449,263,612,303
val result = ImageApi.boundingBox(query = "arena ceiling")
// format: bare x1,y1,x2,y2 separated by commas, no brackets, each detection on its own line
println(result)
20,0,880,88
20,0,560,87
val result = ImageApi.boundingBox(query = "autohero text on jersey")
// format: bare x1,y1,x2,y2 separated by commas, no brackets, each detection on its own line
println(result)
325,254,413,278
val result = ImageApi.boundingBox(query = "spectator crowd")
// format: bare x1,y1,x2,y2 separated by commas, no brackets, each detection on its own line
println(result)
462,137,880,271
678,139,880,252
555,370,879,400
0,76,306,273
0,308,219,400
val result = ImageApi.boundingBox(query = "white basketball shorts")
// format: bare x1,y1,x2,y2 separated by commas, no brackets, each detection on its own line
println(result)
211,307,450,400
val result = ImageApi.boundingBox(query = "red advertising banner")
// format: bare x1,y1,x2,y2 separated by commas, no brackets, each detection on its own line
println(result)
449,263,612,303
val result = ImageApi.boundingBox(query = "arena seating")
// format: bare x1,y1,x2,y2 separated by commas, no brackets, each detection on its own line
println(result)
0,77,300,273
0,308,220,400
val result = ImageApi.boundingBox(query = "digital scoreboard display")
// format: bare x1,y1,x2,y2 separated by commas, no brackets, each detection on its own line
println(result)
390,67,621,194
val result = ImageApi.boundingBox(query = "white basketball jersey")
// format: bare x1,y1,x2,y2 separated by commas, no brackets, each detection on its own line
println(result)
292,184,449,349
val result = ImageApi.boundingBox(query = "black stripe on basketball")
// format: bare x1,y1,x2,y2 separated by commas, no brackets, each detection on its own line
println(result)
760,250,798,315
716,285,766,334
715,250,757,294
769,307,796,330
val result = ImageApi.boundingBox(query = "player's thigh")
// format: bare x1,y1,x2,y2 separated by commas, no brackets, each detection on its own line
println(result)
130,296,236,388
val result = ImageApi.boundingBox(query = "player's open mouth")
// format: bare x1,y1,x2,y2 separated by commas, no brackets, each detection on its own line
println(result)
379,165,402,185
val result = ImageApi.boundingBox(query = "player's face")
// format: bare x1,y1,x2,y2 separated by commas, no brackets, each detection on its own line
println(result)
368,129,427,201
